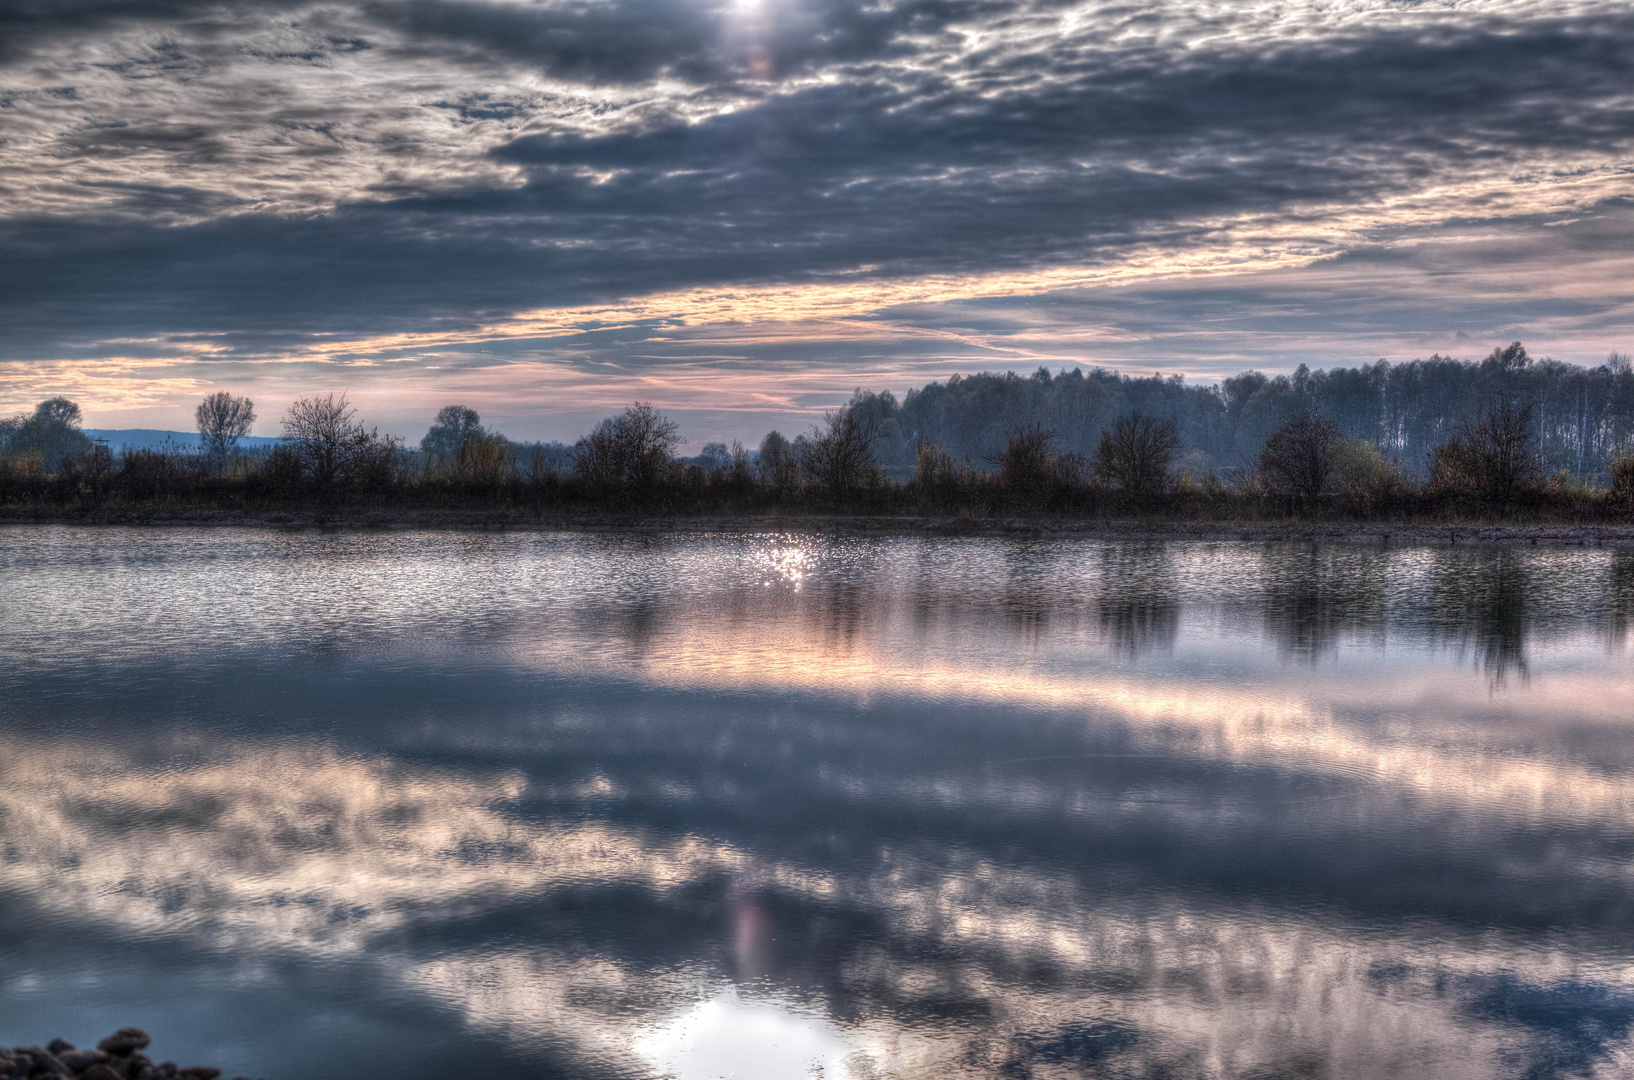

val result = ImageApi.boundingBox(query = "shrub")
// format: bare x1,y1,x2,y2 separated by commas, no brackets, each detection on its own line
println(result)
720,441,754,492
1611,456,1634,505
349,430,408,492
64,440,117,493
1093,413,1180,498
679,462,707,498
451,431,512,487
997,424,1056,499
914,441,955,488
801,406,879,503
574,403,682,492
1431,399,1540,504
118,448,194,500
1330,439,1406,512
0,448,44,481
1260,413,1343,502
260,444,305,491
282,393,366,486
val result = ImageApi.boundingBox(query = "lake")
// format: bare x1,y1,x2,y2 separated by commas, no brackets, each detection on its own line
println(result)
2,527,1632,1079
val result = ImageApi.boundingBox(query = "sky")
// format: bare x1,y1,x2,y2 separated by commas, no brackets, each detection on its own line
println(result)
1,0,1631,446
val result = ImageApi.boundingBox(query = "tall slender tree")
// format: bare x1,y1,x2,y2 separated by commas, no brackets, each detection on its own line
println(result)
196,391,256,461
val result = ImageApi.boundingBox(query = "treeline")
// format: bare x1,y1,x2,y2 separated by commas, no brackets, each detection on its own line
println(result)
3,344,1633,521
854,343,1634,482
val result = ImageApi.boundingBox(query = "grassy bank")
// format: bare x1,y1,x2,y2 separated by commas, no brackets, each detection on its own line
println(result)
6,501,1634,549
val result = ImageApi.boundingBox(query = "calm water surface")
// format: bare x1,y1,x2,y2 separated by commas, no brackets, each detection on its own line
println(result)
2,527,1632,1079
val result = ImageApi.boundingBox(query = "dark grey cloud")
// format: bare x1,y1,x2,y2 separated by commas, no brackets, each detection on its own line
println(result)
367,0,1002,83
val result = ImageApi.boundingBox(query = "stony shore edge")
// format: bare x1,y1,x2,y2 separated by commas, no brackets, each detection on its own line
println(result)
1,1029,245,1080
2,507,1633,547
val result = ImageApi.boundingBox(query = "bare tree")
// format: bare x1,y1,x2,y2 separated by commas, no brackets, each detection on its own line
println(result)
1432,398,1541,503
996,423,1056,497
573,403,681,491
196,391,256,461
282,392,366,486
801,406,879,501
344,429,407,491
1260,413,1342,501
1093,412,1181,497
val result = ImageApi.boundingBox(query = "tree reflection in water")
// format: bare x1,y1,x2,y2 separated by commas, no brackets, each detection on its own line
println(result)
1428,547,1533,685
1,529,1631,1080
1254,543,1390,661
1094,542,1179,659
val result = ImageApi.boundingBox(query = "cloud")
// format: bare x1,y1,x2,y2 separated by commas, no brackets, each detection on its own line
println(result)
1,0,1632,428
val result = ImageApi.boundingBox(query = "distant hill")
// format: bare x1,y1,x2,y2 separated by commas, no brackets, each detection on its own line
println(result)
83,429,284,453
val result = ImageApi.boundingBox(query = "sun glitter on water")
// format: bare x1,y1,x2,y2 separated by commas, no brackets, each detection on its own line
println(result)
750,537,815,587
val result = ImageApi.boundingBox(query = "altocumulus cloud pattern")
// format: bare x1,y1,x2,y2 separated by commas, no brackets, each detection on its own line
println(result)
1,0,1632,430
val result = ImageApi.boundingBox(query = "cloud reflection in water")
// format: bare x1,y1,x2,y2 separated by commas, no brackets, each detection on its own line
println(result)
1,528,1632,1079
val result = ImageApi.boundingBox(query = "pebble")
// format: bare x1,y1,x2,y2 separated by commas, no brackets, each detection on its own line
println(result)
96,1031,151,1057
58,1052,111,1073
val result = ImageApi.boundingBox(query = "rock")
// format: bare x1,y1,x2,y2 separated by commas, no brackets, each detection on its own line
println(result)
95,1032,150,1058
11,1032,224,1080
23,1047,72,1079
58,1051,111,1072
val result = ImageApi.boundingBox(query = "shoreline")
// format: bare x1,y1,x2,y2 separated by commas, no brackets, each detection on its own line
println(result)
3,507,1633,547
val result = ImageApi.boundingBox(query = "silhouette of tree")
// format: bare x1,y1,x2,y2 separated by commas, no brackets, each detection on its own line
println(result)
421,406,484,466
1093,413,1180,497
450,430,512,486
1260,413,1342,501
1,397,92,472
282,393,366,486
996,423,1056,498
801,406,879,502
757,431,801,492
195,391,256,462
34,397,81,427
1432,399,1541,504
696,442,731,472
573,403,681,491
